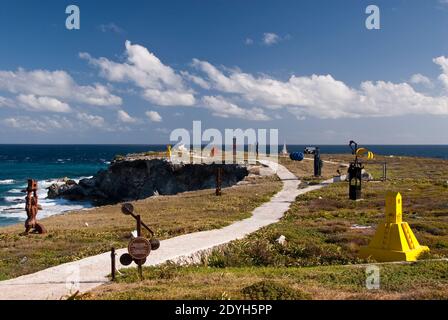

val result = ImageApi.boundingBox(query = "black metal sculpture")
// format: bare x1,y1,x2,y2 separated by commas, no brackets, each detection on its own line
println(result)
348,140,374,200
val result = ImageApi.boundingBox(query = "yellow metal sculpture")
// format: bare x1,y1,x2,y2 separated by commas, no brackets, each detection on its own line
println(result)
355,147,374,160
359,192,429,262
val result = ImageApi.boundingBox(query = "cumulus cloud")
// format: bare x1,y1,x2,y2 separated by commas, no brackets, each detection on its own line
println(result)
192,59,358,117
17,94,71,113
433,56,448,90
81,41,195,106
202,96,270,120
191,58,448,119
117,109,137,123
0,69,122,107
74,41,448,121
145,110,162,122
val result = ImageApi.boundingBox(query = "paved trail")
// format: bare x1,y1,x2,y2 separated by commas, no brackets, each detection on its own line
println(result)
0,160,344,300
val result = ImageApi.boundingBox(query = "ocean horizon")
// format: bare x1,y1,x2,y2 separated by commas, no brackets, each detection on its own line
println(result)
1,144,447,228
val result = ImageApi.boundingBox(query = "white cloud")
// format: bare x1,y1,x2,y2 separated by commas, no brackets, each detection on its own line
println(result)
358,81,448,116
145,110,162,122
1,113,116,133
410,73,432,87
180,71,210,89
433,56,448,89
263,33,280,46
81,41,195,106
192,59,358,117
1,116,73,132
17,94,71,113
76,112,106,128
191,58,448,119
142,88,195,106
0,69,122,107
0,96,14,107
74,41,448,121
202,95,270,121
117,110,137,123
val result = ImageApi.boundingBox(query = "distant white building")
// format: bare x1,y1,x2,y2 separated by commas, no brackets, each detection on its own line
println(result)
281,142,288,155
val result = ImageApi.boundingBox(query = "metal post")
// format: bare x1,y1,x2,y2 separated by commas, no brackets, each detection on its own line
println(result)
314,148,321,177
136,215,143,280
136,215,141,237
256,142,259,160
216,167,222,196
138,262,143,281
111,247,116,281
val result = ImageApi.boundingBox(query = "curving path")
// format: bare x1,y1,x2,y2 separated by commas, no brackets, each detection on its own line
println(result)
0,160,344,300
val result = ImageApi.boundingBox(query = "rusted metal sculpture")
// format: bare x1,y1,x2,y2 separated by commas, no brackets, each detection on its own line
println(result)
24,179,46,234
119,203,160,280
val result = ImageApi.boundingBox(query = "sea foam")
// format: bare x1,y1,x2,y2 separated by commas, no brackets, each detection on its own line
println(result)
0,179,15,185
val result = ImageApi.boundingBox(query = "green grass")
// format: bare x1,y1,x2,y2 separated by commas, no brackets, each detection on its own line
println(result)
85,260,448,300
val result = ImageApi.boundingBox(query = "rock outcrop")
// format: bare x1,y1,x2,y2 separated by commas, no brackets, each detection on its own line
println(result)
48,158,249,204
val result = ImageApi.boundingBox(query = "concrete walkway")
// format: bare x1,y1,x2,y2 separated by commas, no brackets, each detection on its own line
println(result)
0,160,344,300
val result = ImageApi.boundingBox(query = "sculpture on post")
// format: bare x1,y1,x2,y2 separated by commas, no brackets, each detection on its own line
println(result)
348,141,374,200
119,203,160,280
24,179,46,234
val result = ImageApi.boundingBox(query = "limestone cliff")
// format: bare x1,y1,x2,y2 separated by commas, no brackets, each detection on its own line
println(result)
48,158,249,204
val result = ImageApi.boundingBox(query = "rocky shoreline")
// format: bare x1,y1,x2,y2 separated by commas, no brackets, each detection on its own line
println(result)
48,158,249,205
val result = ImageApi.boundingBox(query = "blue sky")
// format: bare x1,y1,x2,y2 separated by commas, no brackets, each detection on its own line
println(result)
0,0,447,144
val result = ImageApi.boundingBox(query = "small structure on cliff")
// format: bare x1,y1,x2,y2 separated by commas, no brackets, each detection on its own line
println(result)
281,142,288,156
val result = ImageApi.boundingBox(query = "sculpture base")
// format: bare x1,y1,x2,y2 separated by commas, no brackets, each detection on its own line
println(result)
34,222,47,234
359,245,429,262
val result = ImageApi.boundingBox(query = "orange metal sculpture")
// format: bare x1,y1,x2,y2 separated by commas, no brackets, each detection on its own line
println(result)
24,179,46,234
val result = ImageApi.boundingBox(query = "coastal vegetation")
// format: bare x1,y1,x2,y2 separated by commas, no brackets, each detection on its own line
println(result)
86,154,448,300
86,261,448,300
0,174,281,280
